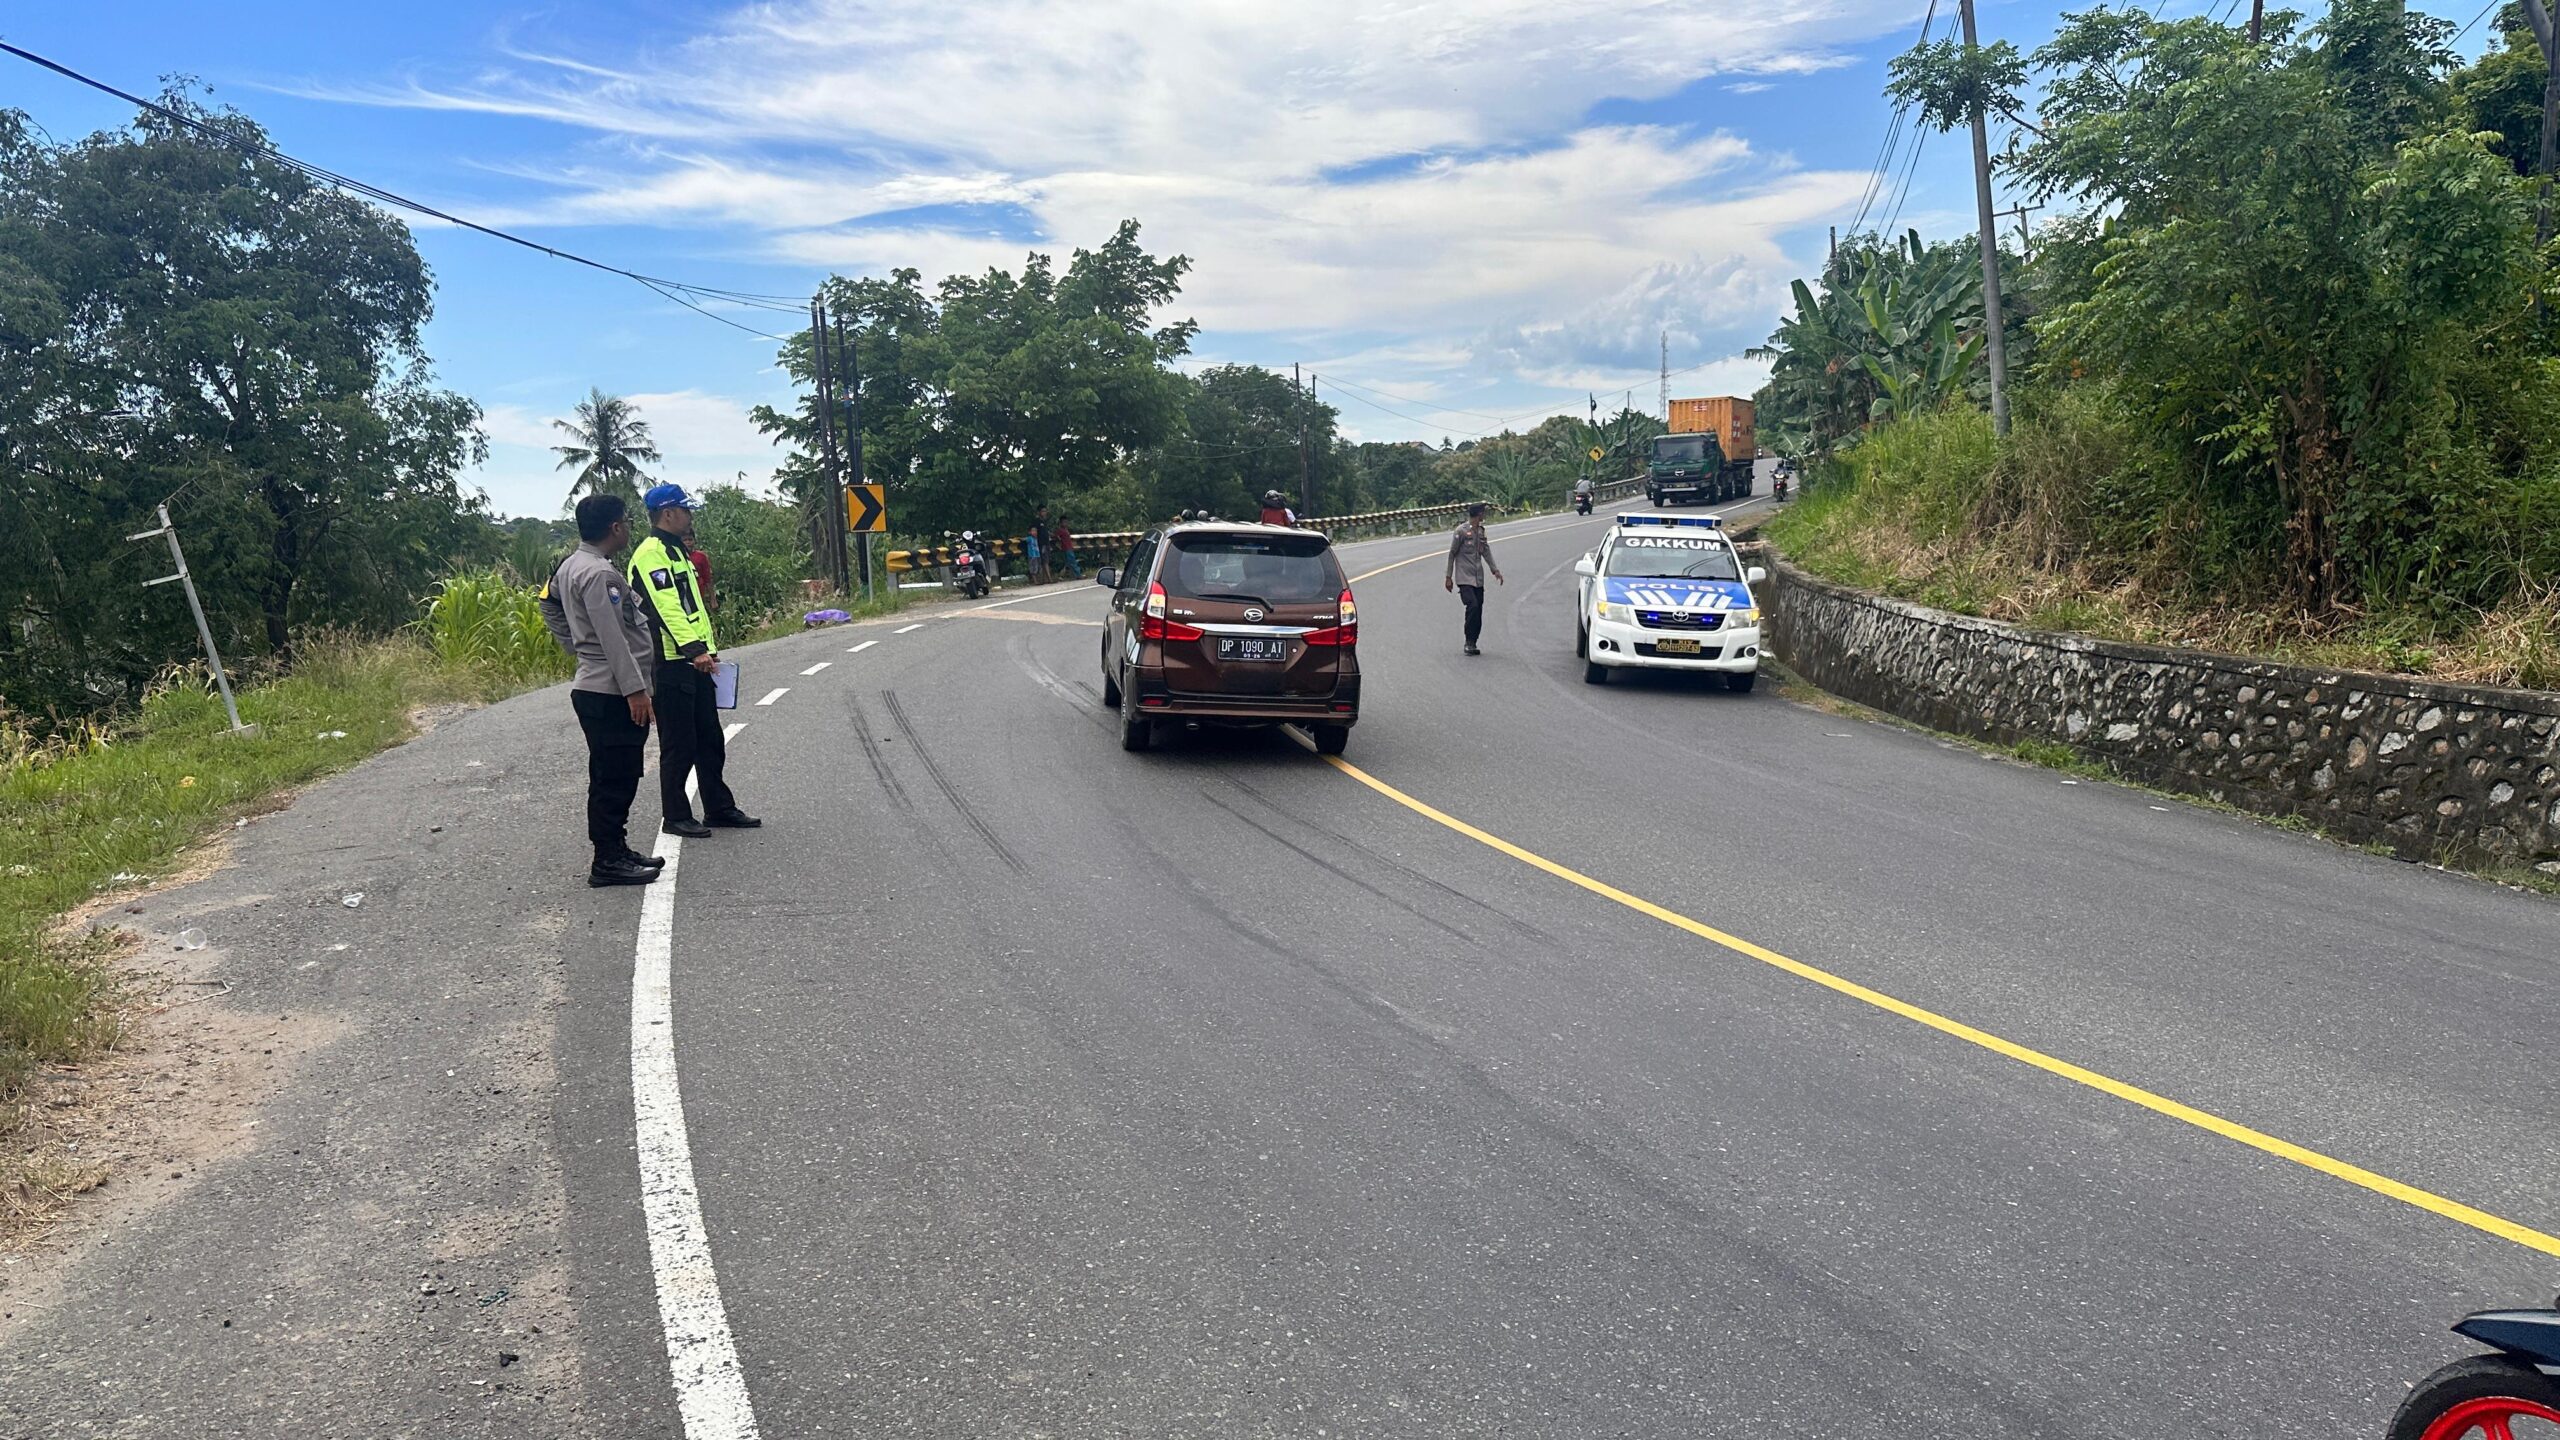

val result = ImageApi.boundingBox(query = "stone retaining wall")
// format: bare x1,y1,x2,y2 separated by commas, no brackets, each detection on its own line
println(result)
1758,560,2560,869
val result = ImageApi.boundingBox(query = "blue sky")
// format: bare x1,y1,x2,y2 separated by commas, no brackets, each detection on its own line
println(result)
1,1,2494,518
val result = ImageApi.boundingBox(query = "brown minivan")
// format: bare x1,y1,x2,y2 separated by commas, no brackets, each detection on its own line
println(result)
1095,521,1360,754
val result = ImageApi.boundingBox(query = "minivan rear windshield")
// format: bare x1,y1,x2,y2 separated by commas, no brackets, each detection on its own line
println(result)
1163,532,1343,603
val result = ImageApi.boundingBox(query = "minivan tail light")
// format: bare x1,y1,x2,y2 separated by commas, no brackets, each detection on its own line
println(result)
1138,581,1204,642
1300,589,1358,647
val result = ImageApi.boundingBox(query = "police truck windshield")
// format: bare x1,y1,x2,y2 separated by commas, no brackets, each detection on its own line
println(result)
1604,537,1742,581
1651,437,1708,464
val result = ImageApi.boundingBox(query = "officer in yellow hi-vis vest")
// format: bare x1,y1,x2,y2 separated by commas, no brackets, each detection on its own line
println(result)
630,484,760,837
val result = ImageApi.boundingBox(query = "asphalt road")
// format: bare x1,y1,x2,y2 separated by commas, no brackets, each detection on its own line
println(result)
10,489,2558,1437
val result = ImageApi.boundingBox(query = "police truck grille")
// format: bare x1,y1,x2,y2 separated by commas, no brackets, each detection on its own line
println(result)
1636,611,1723,631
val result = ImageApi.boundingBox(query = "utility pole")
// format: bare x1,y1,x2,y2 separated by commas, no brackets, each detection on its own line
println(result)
837,315,870,603
129,503,253,736
809,301,848,594
1659,331,1669,423
2524,0,2560,249
1294,363,1312,516
1960,0,2012,437
1992,201,2043,261
2248,0,2264,42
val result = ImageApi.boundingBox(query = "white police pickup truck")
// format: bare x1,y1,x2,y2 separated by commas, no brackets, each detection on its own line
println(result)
1572,514,1768,691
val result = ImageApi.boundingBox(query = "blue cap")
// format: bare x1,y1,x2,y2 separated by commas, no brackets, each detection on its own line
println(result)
642,483,702,513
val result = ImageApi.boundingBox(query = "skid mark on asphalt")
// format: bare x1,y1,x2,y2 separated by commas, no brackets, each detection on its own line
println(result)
1009,637,1112,731
879,690,1029,874
844,696,914,816
1310,744,2560,1260
1195,785,1477,946
1224,772,1562,948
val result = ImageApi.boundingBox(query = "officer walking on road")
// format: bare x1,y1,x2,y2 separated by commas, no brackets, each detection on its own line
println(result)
1444,502,1505,656
538,494,665,887
629,483,761,839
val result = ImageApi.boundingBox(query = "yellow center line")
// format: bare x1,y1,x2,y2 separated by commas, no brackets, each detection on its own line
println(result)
1312,748,2560,1260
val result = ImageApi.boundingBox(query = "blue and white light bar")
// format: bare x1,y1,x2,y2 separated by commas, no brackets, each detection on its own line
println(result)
1616,513,1722,529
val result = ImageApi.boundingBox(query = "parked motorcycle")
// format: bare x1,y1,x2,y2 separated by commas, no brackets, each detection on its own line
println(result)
945,530,994,599
2389,1301,2560,1439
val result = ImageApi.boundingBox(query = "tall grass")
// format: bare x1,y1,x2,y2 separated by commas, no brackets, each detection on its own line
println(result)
1768,404,2560,690
0,632,552,1117
416,568,572,682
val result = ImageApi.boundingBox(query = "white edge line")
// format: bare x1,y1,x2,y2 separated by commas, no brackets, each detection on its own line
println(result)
847,640,878,653
894,623,927,633
631,730,761,1440
754,688,789,706
798,662,831,675
954,584,1109,615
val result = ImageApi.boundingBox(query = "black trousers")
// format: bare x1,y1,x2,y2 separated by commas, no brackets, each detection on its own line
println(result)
570,689,648,862
654,659,737,823
1458,584,1485,647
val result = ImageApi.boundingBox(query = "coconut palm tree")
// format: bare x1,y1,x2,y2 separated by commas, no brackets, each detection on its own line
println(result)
552,389,662,510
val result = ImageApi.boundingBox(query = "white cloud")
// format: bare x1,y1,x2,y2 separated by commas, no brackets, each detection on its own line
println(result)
312,0,1917,442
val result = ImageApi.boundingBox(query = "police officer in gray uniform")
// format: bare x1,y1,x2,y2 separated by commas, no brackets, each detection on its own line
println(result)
540,494,665,887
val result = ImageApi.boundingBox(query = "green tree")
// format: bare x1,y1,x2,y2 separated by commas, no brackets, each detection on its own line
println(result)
757,221,1198,546
0,91,485,716
2018,0,2534,608
551,389,661,512
1155,365,1344,519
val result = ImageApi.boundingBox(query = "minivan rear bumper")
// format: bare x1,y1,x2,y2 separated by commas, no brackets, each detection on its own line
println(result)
1131,673,1360,726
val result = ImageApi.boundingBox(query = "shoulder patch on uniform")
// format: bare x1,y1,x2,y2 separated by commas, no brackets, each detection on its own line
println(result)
649,568,675,588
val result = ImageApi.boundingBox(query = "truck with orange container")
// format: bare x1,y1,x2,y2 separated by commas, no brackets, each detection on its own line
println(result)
1648,396,1755,507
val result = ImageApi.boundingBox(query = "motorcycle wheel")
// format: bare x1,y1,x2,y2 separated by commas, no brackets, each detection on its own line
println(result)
2389,1356,2560,1440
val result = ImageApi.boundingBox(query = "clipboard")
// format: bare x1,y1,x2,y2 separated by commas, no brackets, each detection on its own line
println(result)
711,661,740,710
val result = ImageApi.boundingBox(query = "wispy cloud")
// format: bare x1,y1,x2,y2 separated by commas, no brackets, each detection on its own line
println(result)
297,0,1914,458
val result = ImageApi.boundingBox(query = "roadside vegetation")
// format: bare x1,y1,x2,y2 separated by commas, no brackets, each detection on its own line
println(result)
0,637,556,1127
1755,0,2560,692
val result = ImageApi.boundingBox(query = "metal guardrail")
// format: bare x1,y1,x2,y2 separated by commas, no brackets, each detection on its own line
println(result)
884,477,1650,582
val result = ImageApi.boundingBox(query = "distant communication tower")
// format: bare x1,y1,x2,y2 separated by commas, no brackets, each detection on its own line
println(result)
1659,331,1669,423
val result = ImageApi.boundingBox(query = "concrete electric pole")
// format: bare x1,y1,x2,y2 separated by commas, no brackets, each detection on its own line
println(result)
1960,0,2012,437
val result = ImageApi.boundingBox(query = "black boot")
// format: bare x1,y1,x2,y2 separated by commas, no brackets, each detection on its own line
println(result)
588,853,660,887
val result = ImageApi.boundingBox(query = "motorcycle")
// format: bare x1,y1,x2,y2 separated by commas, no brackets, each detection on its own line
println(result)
1573,488,1594,516
2389,1301,2560,1440
1774,475,1790,503
944,530,994,599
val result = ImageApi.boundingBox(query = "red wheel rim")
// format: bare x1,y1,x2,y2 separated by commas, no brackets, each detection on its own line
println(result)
2423,1394,2560,1440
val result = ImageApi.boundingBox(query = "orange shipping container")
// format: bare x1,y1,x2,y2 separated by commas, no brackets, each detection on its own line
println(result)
1666,397,1754,463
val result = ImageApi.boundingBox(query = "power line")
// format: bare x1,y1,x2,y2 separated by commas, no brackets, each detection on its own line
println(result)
2453,0,2503,45
1314,371,1531,424
1847,0,1940,238
1879,124,1933,236
0,40,807,339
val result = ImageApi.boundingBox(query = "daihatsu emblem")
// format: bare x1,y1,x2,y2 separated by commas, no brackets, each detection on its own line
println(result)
1243,607,1265,622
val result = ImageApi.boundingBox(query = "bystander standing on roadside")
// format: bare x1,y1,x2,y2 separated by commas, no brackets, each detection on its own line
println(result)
687,536,716,614
536,494,665,887
628,483,761,838
1443,502,1504,656
1051,515,1080,579
1024,519,1048,584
